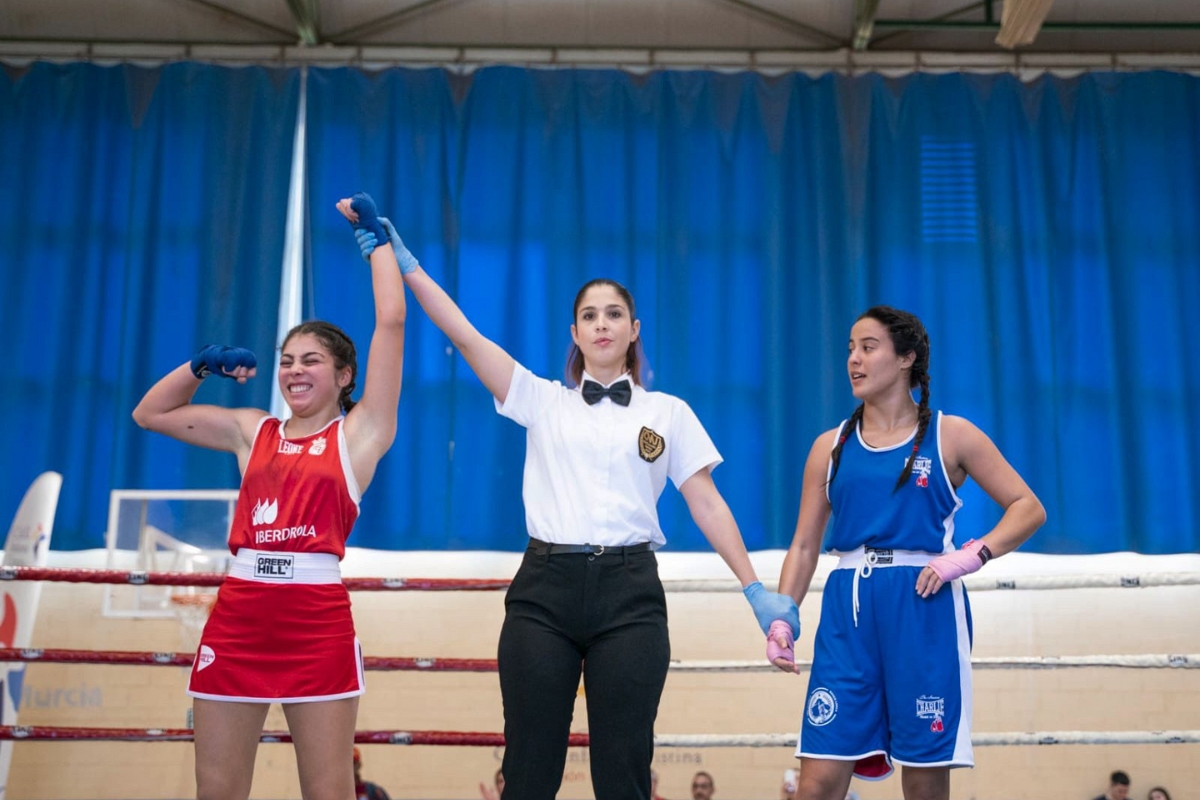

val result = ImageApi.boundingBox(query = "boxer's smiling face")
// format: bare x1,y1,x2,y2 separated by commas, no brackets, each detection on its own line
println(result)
278,334,349,418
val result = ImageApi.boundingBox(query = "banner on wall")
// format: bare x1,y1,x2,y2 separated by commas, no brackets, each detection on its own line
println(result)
0,472,62,800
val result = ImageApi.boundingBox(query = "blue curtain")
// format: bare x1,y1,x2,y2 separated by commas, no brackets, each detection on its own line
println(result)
0,63,299,549
304,67,1200,555
6,64,1198,554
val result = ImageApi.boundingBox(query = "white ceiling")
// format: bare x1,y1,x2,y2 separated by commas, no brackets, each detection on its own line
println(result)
1,0,1198,67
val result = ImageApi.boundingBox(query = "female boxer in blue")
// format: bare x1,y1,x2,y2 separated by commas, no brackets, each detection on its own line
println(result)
768,306,1046,800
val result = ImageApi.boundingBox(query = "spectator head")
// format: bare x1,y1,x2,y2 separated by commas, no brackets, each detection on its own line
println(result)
1109,771,1131,800
691,770,715,800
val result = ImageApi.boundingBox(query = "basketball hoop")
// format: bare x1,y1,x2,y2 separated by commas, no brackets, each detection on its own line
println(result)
169,592,217,653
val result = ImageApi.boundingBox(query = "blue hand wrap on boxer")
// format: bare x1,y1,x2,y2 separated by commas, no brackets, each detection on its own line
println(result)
743,581,801,639
191,345,257,380
348,192,389,256
355,218,418,275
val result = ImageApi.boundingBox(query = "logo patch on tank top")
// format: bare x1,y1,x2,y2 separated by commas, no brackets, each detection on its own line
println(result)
308,436,327,456
917,695,945,732
638,427,665,463
251,498,279,526
912,456,933,488
806,687,838,726
255,553,295,579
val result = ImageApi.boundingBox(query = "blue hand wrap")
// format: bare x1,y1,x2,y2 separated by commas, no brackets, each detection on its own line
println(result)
191,345,257,380
355,218,419,275
380,217,418,274
348,192,389,255
355,229,378,262
743,581,801,639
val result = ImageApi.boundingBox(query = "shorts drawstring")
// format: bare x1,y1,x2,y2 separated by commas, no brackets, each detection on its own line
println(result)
851,549,879,627
836,547,935,627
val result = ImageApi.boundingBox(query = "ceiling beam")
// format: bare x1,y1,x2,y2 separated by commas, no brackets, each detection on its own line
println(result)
995,0,1056,49
326,0,458,43
6,40,1200,72
869,1,986,49
170,0,296,40
872,19,1200,33
284,0,322,46
852,0,882,51
709,0,845,48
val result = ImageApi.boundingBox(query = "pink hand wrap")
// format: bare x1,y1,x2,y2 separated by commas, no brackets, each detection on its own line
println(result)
766,619,795,666
927,538,989,583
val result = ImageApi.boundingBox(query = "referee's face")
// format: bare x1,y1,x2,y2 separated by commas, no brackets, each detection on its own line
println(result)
571,285,640,377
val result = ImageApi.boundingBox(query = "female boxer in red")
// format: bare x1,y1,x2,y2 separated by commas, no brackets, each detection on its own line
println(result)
133,193,404,800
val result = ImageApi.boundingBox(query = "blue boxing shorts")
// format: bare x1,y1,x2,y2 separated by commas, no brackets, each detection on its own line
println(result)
795,547,975,780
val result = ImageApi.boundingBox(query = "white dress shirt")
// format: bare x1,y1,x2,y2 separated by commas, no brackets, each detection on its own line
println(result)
495,364,722,548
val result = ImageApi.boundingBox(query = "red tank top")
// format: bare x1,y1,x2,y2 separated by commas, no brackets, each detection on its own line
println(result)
228,416,361,559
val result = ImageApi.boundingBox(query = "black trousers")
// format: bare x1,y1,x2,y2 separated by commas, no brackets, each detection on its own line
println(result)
498,544,670,800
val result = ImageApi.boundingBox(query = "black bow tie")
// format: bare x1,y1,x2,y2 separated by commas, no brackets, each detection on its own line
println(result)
581,379,632,407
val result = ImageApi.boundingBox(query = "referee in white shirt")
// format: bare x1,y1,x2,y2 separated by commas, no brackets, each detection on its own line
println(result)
353,222,800,800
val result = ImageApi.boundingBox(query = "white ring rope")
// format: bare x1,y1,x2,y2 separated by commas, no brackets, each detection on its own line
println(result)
650,730,1200,747
970,731,1200,746
662,572,1200,593
3,566,1197,593
668,654,1198,672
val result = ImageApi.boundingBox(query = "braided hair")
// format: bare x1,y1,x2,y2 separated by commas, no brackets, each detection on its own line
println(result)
828,306,931,492
282,321,359,414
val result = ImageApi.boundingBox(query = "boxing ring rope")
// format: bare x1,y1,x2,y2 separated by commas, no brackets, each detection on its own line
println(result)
5,568,1196,757
1,648,1195,671
3,565,1198,592
0,726,1197,746
0,566,510,591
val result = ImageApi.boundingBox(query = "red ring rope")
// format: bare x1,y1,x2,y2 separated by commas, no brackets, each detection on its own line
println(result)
0,648,502,670
0,566,509,591
0,726,586,745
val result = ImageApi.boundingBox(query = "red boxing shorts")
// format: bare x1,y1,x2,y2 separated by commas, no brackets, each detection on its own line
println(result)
187,549,365,703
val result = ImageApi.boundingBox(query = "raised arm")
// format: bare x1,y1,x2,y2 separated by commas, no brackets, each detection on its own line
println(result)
131,346,266,469
356,218,517,404
336,194,406,491
916,414,1046,597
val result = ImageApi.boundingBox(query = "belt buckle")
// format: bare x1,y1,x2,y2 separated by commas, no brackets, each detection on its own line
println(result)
593,544,606,556
866,547,893,565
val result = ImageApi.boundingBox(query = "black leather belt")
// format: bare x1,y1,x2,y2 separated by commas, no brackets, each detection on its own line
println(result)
527,538,653,556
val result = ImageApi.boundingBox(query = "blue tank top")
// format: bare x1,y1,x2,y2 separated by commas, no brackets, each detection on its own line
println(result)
824,410,962,554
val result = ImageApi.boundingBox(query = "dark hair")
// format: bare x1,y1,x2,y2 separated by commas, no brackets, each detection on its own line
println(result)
1110,772,1131,786
564,278,647,387
692,771,714,786
828,306,931,492
1147,788,1170,800
282,321,358,414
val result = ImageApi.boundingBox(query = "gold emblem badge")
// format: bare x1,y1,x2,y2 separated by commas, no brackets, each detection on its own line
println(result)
638,426,665,463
